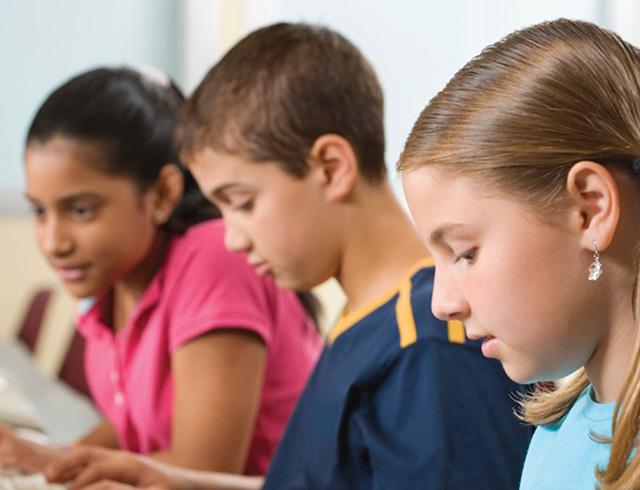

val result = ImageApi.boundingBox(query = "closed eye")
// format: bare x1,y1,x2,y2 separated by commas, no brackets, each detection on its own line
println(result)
454,247,477,264
233,199,254,212
71,205,96,220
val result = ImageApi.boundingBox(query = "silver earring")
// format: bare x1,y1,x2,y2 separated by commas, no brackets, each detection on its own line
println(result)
588,242,603,281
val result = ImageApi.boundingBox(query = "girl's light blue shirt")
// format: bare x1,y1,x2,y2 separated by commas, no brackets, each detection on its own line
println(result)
520,386,615,490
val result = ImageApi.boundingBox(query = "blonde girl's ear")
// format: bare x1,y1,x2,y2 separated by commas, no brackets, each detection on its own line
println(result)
152,164,184,225
566,161,620,252
308,134,358,201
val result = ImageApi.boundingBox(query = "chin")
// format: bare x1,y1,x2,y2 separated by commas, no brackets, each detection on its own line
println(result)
501,363,540,386
62,280,102,299
274,275,317,292
66,288,95,299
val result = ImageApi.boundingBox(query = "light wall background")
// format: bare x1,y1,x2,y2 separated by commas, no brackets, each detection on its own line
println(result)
182,0,610,200
0,0,181,372
0,0,638,365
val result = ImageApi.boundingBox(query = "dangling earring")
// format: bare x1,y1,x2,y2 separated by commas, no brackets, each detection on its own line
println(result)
588,241,603,281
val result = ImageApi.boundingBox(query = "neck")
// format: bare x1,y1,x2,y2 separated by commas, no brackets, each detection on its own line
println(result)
336,182,429,312
110,230,169,332
585,297,636,403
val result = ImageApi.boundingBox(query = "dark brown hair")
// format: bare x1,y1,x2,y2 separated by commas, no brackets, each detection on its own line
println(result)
177,22,386,184
27,67,220,233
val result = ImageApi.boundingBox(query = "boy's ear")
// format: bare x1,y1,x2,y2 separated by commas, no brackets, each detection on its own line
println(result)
566,161,620,251
309,134,358,201
152,164,184,224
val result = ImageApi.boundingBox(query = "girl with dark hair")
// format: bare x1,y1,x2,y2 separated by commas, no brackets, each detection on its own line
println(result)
0,66,322,477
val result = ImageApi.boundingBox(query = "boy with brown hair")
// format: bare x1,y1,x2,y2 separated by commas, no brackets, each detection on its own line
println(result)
49,22,530,490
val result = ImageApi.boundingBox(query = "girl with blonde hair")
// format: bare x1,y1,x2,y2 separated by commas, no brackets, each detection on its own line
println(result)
399,18,640,490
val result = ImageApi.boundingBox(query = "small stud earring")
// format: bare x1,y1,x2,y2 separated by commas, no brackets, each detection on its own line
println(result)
588,241,603,281
153,210,166,225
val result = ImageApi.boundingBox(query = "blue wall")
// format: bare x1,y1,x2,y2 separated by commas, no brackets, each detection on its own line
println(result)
0,0,179,203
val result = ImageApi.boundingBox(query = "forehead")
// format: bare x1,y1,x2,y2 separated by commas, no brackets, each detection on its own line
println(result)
25,137,138,198
189,147,249,176
188,147,294,191
26,138,109,182
402,166,527,241
402,166,481,212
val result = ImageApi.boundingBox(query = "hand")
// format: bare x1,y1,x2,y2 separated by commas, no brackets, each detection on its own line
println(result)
58,483,167,490
0,423,65,473
45,447,181,490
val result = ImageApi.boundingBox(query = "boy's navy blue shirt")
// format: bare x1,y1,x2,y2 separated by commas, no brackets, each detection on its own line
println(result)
264,260,532,489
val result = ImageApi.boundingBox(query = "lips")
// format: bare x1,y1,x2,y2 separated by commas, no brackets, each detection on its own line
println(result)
481,336,498,358
465,331,487,341
55,264,90,281
252,262,272,277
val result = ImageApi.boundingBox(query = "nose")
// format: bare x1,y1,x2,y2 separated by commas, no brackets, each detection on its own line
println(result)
39,216,73,258
431,267,469,321
223,221,251,253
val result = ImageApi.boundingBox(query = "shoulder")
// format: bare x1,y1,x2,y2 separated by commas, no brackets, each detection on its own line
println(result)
521,386,607,489
168,219,226,260
396,265,467,347
160,220,300,322
330,264,467,358
163,219,259,284
382,264,512,383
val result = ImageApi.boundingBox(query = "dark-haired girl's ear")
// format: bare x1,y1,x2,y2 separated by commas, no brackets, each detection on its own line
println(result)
308,134,358,201
566,161,620,252
153,164,184,225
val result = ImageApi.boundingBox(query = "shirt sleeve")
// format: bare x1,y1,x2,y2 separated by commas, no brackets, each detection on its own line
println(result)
165,230,276,353
352,338,531,490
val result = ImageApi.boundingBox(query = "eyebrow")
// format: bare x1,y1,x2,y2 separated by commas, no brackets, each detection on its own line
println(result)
210,183,247,201
25,191,105,206
429,223,467,244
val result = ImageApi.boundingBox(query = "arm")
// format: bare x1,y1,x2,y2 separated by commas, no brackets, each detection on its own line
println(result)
151,329,267,472
78,419,120,448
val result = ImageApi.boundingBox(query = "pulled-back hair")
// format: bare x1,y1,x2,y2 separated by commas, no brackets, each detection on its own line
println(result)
27,66,219,233
177,22,386,184
398,19,640,489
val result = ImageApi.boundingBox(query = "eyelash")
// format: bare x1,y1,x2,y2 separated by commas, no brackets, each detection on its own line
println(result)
72,206,94,217
31,206,46,219
454,248,477,264
233,200,253,212
30,205,97,221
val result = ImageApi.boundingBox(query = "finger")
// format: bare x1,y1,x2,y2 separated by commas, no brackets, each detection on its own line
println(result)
0,431,25,466
69,461,134,490
0,422,17,436
46,447,103,483
79,480,139,490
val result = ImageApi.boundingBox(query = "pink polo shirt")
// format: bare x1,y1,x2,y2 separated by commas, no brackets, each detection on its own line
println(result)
76,219,322,475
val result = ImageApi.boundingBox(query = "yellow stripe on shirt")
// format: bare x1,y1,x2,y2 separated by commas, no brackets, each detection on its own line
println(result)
395,277,417,348
447,320,466,344
328,257,434,344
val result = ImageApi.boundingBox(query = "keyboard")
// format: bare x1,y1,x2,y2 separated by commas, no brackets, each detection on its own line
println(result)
0,467,66,490
0,373,58,490
0,370,46,433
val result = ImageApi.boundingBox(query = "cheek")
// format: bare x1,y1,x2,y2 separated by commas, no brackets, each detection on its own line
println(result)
466,243,546,323
102,218,155,263
259,200,307,252
33,223,46,251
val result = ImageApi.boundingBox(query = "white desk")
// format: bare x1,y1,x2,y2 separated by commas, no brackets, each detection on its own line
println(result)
0,341,101,444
